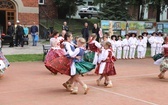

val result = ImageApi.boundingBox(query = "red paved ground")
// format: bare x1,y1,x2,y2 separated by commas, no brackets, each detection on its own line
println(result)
0,58,167,105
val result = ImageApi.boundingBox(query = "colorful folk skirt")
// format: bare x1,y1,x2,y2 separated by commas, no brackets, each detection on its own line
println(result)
95,62,116,76
160,57,168,72
152,53,163,61
83,51,95,63
75,61,95,74
0,51,10,67
44,49,65,74
0,60,6,75
47,56,73,75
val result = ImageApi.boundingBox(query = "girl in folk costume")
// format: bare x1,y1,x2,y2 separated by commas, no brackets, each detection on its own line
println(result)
142,32,148,58
68,38,95,94
44,30,65,74
148,32,158,57
110,35,117,57
158,36,168,79
129,33,137,59
122,34,130,59
116,35,123,59
48,32,76,91
137,35,145,59
156,32,164,54
87,33,102,64
95,41,116,87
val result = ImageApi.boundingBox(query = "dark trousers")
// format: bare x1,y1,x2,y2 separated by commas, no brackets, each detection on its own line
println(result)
9,36,14,47
15,35,24,47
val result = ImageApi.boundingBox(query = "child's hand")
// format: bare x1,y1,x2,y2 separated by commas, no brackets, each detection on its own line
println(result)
75,56,81,60
112,56,116,61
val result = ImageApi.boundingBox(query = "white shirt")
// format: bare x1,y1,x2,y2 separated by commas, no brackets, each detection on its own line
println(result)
110,40,117,50
137,39,145,51
156,36,164,47
122,38,129,50
116,40,122,50
142,36,148,47
129,37,137,48
148,36,157,47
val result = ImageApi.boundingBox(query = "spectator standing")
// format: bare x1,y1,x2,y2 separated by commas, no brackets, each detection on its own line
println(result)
62,21,69,32
92,23,100,42
30,22,38,46
23,24,29,45
81,22,89,42
7,22,14,47
15,20,24,47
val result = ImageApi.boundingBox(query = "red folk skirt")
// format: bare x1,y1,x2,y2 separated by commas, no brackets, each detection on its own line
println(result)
46,56,73,75
95,61,116,76
44,48,65,74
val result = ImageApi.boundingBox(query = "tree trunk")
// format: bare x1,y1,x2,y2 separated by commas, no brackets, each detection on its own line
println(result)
137,4,140,20
156,0,161,22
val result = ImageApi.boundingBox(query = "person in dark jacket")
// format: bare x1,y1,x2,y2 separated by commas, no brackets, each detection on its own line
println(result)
30,22,38,46
62,21,69,32
7,22,14,47
81,22,89,42
92,23,100,42
15,20,24,47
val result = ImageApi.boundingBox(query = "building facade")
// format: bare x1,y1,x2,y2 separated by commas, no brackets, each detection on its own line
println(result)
39,0,58,19
0,0,39,34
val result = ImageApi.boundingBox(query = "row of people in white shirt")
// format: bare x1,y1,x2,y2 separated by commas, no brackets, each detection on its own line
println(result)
101,32,164,59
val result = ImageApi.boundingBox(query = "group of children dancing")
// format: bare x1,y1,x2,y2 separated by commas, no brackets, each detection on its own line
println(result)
44,29,166,94
44,30,116,94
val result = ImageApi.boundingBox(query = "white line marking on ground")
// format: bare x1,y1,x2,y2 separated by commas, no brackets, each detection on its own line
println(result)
83,73,158,82
89,86,158,105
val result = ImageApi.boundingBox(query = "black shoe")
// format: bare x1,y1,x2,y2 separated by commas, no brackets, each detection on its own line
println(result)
9,45,14,47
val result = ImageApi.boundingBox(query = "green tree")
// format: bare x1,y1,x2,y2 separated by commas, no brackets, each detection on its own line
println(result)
100,0,130,20
53,0,83,19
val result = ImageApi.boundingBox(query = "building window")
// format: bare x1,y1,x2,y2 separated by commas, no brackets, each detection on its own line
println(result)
39,0,45,5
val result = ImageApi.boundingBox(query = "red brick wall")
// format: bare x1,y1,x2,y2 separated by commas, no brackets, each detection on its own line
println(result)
39,0,58,19
18,13,39,25
21,0,38,7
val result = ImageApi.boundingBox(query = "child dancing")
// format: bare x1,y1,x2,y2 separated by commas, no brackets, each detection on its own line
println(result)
68,38,95,94
158,36,168,79
95,41,116,87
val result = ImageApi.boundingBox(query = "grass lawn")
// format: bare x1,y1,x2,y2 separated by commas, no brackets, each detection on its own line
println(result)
5,54,43,62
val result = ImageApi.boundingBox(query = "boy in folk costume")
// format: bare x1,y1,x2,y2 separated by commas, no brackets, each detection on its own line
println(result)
95,41,116,87
116,35,123,59
68,38,95,94
142,32,148,58
158,36,168,79
129,33,137,59
122,34,130,59
156,32,164,54
148,32,158,57
137,35,145,59
110,35,117,57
